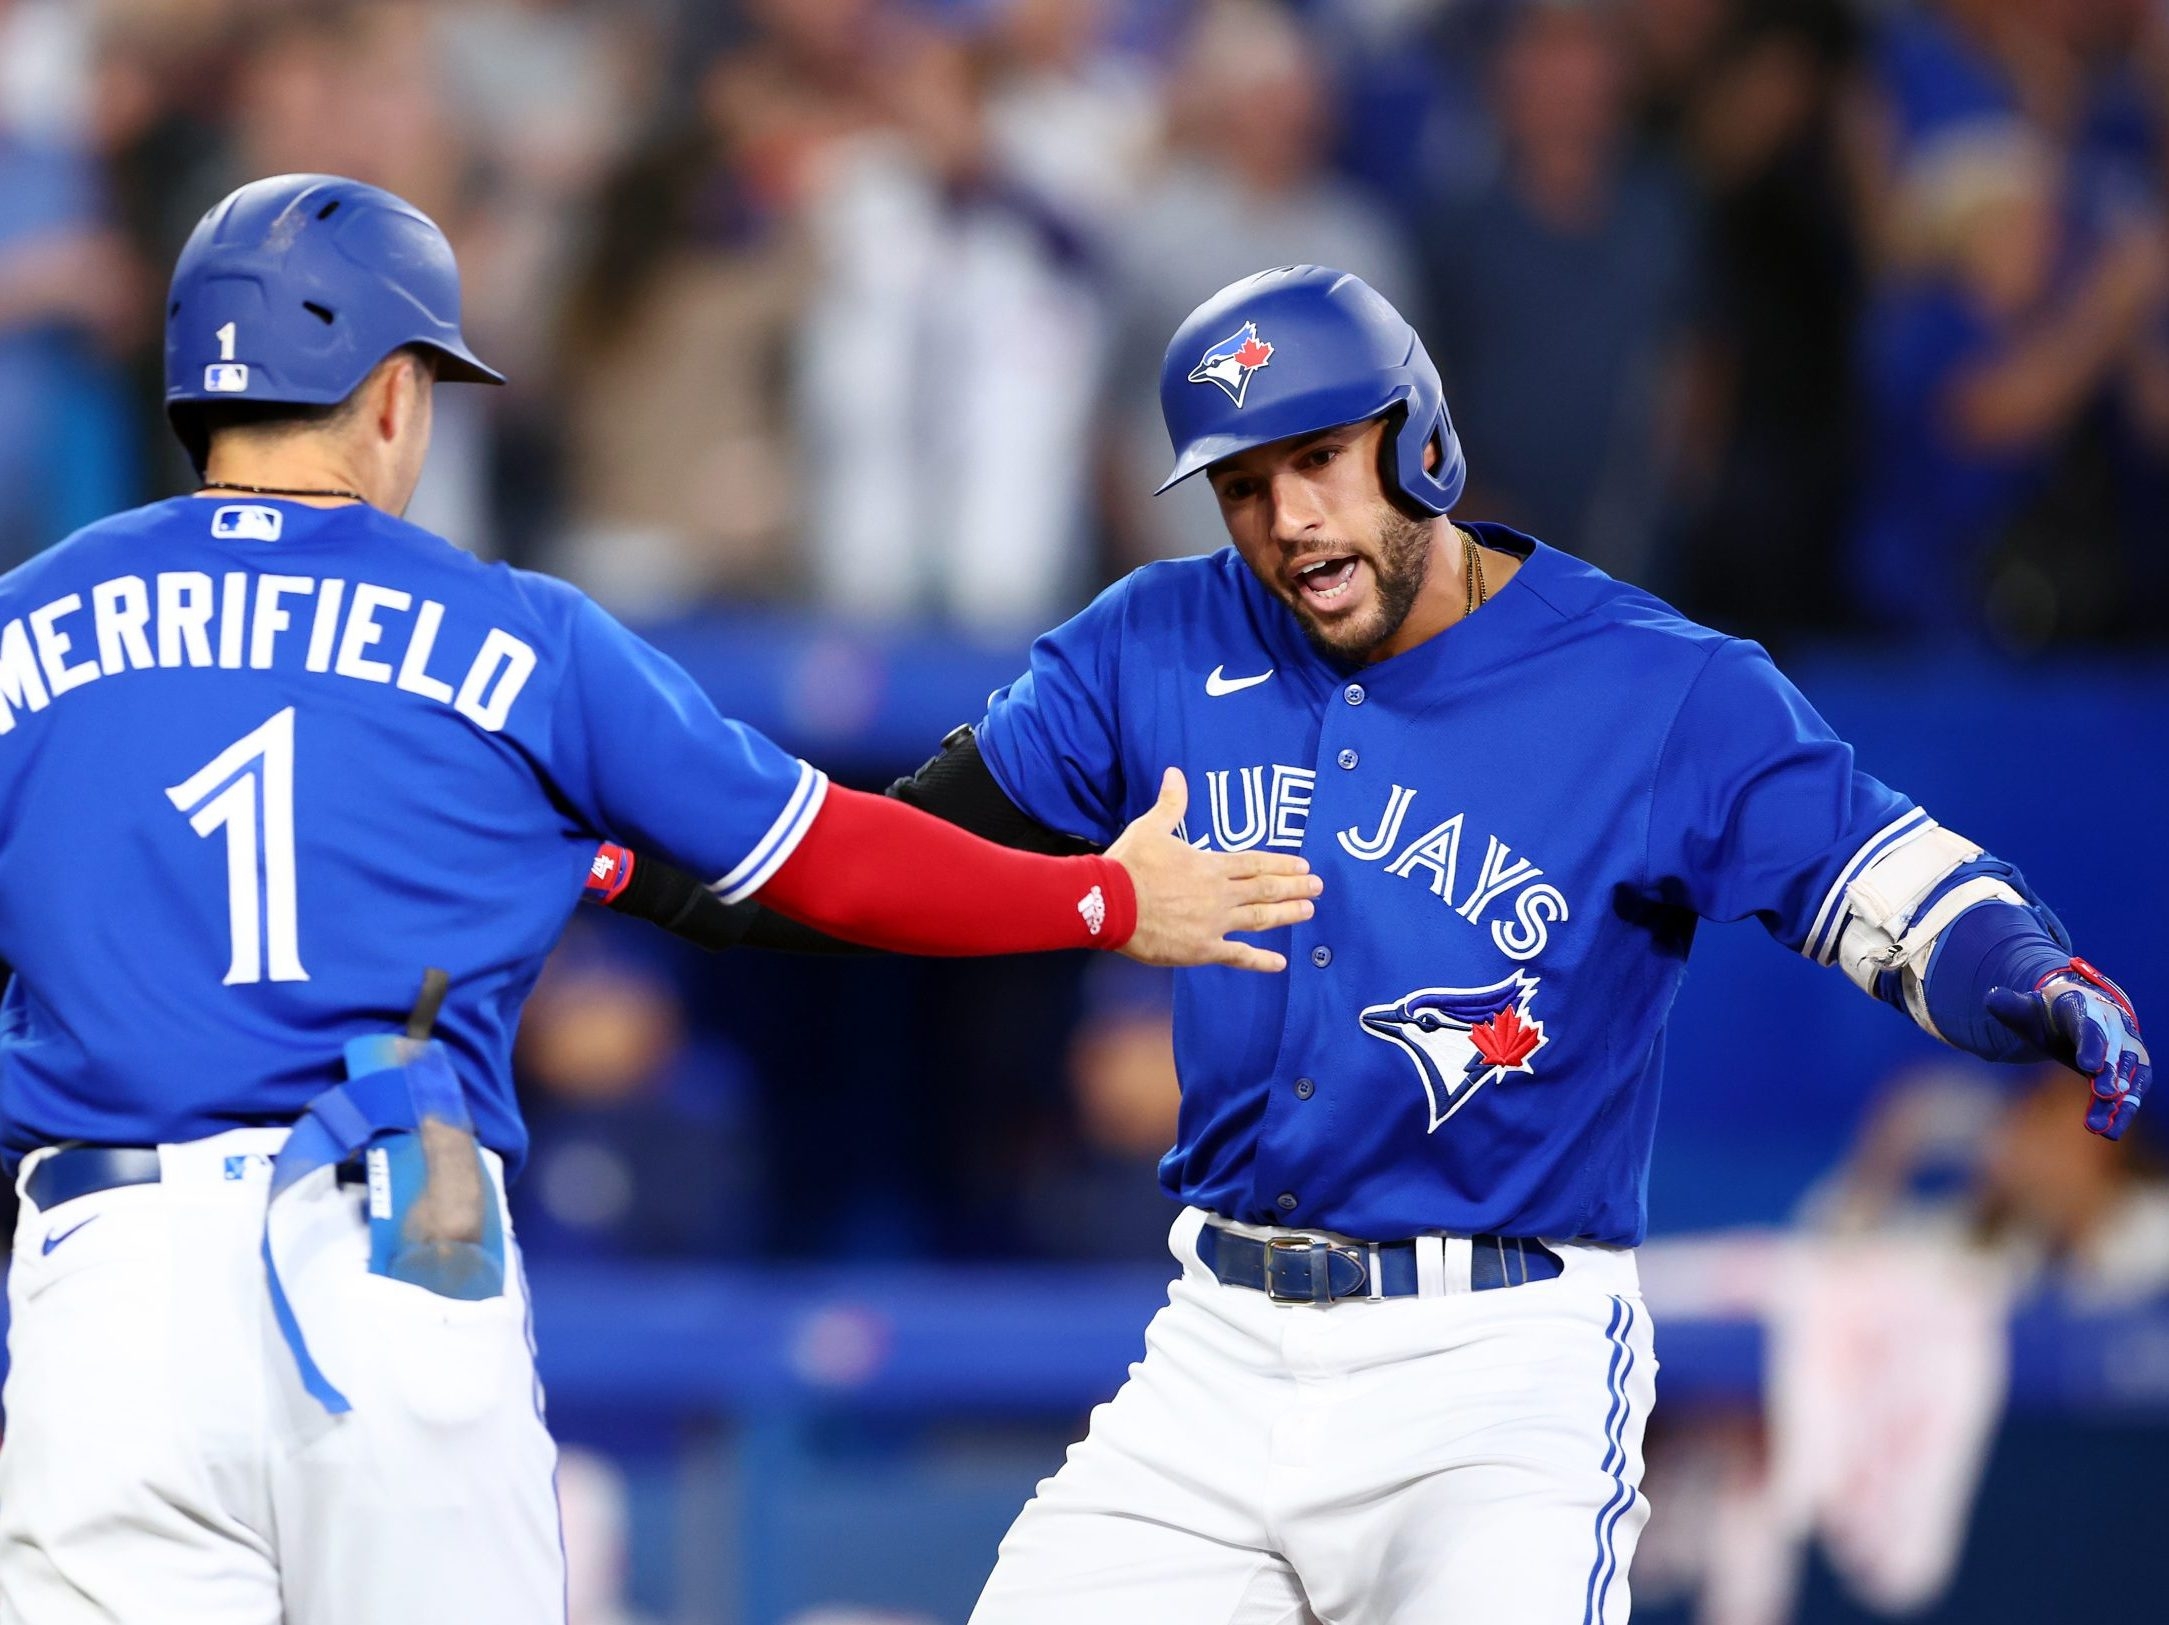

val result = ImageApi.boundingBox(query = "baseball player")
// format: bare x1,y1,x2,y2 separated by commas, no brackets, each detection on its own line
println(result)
614,266,2150,1623
0,176,1320,1625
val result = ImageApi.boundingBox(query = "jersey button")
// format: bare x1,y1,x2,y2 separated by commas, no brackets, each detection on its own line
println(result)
1337,748,1358,770
1276,1192,1300,1213
1310,945,1332,968
1344,683,1365,706
1294,1077,1315,1100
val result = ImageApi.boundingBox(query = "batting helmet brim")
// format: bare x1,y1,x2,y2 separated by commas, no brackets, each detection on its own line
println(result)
424,341,506,389
1154,387,1416,495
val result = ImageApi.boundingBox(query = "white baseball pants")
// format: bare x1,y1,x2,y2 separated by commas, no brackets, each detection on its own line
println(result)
0,1128,563,1625
971,1207,1658,1625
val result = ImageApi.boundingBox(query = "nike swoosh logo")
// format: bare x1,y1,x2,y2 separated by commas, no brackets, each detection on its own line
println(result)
1205,665,1274,697
41,1216,98,1256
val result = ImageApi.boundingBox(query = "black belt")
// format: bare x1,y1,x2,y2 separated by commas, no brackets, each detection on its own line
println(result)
23,1143,369,1209
1196,1222,1563,1303
24,1146,164,1209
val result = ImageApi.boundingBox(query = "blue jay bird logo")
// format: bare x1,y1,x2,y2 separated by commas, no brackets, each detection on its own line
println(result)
1188,321,1275,406
1359,973,1548,1132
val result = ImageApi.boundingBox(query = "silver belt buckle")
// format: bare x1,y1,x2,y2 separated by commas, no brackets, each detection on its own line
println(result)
1265,1235,1324,1303
1265,1234,1367,1304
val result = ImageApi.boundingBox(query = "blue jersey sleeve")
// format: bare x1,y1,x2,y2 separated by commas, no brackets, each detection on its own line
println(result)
543,588,826,902
975,577,1130,847
1644,639,1919,955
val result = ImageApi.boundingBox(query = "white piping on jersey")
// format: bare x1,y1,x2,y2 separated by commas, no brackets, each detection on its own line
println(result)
1825,819,2022,1045
711,761,829,903
1803,807,1933,964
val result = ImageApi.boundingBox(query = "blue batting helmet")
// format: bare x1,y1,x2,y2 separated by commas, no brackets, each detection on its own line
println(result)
164,174,502,468
1156,265,1465,514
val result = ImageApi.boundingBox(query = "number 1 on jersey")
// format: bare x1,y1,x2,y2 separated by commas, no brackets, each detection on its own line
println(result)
167,707,308,985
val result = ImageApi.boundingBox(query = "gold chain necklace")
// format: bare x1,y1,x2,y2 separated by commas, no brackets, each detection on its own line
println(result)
1461,528,1488,617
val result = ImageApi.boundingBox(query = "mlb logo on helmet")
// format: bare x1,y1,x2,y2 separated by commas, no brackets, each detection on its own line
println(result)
203,362,250,393
1187,321,1274,407
210,504,283,542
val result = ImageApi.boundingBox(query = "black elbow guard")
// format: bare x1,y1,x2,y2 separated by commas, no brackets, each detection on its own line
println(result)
889,724,1096,855
604,852,758,952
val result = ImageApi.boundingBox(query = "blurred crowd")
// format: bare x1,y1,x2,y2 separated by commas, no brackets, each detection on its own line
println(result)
4,0,2169,648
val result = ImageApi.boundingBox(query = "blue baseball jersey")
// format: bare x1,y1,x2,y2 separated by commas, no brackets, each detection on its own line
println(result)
0,497,826,1174
979,524,1918,1246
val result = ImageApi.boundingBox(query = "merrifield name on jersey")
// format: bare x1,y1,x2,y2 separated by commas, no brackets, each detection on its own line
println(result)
0,572,538,737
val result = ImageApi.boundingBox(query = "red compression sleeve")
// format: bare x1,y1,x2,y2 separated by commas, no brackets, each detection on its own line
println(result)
754,784,1137,955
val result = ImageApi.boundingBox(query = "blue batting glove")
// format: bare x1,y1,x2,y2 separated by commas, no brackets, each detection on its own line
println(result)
1987,958,2151,1140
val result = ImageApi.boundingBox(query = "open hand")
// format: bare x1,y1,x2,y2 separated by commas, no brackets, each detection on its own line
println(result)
1987,960,2151,1139
1106,768,1321,973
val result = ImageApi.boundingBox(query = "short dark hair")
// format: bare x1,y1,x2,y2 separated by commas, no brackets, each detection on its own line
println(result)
172,344,435,475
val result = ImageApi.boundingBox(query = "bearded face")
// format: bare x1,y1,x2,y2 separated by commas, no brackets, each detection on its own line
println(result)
1207,419,1443,663
1274,500,1434,662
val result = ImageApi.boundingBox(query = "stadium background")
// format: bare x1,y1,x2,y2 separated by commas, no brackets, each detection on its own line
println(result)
3,0,2169,1620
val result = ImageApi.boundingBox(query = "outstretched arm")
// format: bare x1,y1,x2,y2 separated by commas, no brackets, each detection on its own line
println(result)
1647,639,2149,1139
1810,838,2150,1138
767,767,1315,970
594,765,1317,973
534,584,1312,970
596,724,1094,955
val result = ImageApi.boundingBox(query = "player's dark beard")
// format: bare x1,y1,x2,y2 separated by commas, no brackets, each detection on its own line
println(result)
1287,505,1434,663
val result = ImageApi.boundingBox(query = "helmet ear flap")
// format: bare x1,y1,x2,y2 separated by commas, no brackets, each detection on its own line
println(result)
1426,405,1467,511
1374,404,1425,520
1385,399,1461,517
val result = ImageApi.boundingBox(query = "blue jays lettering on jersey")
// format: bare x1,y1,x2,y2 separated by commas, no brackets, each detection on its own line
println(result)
977,524,1921,1246
0,497,825,1173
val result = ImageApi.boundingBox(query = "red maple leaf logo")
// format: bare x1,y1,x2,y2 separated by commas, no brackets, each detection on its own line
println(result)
1469,1003,1543,1071
1233,335,1274,369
